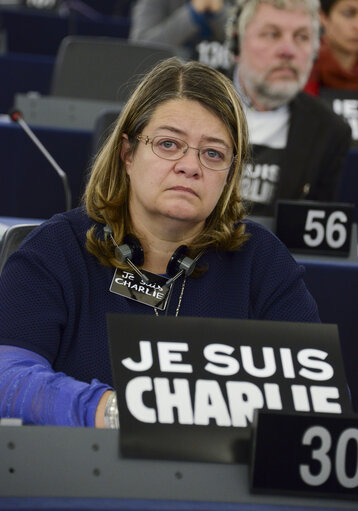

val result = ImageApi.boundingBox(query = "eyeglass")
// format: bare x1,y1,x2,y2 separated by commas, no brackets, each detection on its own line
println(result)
137,135,235,171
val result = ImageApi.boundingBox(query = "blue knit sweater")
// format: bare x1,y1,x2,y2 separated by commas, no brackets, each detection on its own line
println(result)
0,208,319,426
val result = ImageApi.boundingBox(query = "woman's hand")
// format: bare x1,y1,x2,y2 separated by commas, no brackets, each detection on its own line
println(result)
191,0,224,14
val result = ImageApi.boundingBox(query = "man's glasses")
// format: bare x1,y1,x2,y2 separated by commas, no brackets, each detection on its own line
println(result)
137,135,234,171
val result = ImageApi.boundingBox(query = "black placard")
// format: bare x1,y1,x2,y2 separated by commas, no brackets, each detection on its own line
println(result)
107,314,351,464
251,411,358,499
275,200,354,257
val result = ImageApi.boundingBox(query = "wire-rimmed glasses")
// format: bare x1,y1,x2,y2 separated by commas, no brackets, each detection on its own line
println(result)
137,135,234,171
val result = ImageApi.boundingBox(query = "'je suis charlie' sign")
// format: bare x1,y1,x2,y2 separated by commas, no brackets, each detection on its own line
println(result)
107,314,351,463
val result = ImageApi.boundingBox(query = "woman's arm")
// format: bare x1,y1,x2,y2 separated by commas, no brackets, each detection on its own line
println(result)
0,345,112,426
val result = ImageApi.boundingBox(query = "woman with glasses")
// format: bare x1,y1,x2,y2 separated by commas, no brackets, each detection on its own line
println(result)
0,58,319,428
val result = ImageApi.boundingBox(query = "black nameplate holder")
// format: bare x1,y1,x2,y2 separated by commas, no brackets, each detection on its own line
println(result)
275,200,355,257
251,410,358,500
107,314,352,464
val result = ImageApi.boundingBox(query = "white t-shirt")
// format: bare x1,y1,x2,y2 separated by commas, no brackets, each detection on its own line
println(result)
244,104,290,149
234,70,291,214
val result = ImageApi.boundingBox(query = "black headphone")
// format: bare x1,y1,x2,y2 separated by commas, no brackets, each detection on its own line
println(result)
166,245,199,285
226,1,246,57
106,227,201,286
115,234,144,267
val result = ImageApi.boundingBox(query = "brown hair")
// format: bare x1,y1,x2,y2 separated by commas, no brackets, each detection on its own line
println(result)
320,0,338,15
84,57,250,268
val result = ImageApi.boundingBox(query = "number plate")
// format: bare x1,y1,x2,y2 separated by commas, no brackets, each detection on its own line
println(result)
251,411,358,499
275,200,354,257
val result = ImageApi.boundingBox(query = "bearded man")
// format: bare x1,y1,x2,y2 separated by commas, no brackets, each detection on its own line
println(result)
228,0,351,215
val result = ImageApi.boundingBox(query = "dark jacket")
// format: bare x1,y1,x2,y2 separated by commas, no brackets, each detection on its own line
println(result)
278,92,352,201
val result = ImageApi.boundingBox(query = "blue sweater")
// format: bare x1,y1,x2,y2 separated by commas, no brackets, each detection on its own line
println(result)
0,208,319,426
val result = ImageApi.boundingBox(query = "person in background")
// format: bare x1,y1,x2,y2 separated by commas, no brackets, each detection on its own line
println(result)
0,58,319,428
227,0,351,216
129,0,234,73
55,0,132,18
305,0,358,95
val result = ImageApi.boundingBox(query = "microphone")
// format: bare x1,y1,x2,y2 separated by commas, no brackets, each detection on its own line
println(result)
8,108,72,212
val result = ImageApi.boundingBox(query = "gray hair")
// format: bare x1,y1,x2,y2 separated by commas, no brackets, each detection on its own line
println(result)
227,0,321,56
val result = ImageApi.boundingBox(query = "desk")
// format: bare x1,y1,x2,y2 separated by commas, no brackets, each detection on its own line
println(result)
0,120,92,218
0,426,356,510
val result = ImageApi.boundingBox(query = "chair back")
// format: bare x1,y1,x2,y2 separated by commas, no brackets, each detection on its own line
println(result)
0,224,39,275
92,108,121,154
51,36,182,102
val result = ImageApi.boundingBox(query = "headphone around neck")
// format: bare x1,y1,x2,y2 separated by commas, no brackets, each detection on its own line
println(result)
105,227,201,286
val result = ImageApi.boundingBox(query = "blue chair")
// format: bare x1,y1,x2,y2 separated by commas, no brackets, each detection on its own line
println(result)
50,36,182,102
302,259,358,412
0,223,40,274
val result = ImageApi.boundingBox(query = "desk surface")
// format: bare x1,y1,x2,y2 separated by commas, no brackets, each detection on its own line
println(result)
0,426,357,510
